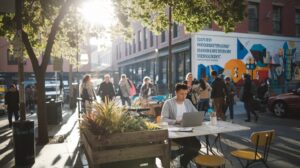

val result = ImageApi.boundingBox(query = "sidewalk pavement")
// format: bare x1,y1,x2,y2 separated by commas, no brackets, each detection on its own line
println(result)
0,104,81,168
32,108,81,168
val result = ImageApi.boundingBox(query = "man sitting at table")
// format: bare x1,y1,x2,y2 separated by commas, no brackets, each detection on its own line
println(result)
161,83,201,168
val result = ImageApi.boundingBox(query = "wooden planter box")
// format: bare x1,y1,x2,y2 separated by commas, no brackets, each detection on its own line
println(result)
81,128,170,168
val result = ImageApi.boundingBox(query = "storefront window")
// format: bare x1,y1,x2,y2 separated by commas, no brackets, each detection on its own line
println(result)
176,52,185,82
185,51,191,75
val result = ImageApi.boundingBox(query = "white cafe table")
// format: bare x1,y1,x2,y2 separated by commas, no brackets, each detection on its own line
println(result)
167,121,251,154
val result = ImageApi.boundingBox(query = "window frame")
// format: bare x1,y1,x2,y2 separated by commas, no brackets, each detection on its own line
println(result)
143,28,147,49
161,31,166,43
296,9,300,37
7,49,18,65
173,23,178,38
273,5,282,34
248,2,259,32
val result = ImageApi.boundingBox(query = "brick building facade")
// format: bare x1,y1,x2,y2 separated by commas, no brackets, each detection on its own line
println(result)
112,0,300,94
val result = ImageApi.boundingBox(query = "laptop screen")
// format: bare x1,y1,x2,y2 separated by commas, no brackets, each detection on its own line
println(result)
181,112,204,127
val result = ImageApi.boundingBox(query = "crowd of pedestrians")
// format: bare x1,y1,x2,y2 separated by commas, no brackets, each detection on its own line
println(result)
79,71,262,123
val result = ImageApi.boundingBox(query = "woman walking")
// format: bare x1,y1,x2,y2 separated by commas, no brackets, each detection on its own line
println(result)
198,78,211,112
118,74,131,106
80,75,96,113
140,76,154,100
183,73,199,108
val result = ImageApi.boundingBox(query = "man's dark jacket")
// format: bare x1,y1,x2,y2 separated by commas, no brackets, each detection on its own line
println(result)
98,82,115,101
5,90,19,111
211,77,227,99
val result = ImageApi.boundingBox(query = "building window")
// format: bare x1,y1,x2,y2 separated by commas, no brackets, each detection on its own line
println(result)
138,30,141,51
119,44,122,59
273,6,282,34
129,43,132,55
7,49,18,65
116,45,119,59
125,43,128,56
248,2,259,32
161,31,166,43
173,23,178,38
143,28,147,49
133,34,136,53
176,52,185,82
296,9,300,37
150,31,154,47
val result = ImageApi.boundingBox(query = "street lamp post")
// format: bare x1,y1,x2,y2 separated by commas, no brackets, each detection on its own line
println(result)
246,57,256,80
155,48,159,84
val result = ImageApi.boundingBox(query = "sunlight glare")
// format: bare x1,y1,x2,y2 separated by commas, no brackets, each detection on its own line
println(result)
79,0,115,27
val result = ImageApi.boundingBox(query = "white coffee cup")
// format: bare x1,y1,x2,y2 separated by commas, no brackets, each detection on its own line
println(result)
210,116,217,126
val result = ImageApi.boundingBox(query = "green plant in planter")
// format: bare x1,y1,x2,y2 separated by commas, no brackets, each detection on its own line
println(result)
80,101,159,139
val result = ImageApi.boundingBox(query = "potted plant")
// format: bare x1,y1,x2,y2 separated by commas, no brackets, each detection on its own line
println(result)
80,101,170,168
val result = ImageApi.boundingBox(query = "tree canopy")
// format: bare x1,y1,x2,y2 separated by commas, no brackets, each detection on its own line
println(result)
0,0,92,145
113,0,246,35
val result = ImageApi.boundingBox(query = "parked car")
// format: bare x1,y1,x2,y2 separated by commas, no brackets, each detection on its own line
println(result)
268,88,300,117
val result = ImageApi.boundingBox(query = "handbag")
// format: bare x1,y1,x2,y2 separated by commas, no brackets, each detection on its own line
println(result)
81,88,90,100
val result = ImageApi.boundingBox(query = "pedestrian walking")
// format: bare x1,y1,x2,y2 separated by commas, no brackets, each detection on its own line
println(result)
223,76,236,120
210,71,227,120
241,74,258,122
140,76,154,99
118,74,131,106
5,84,19,128
197,78,211,113
80,75,96,113
183,73,199,108
97,74,115,103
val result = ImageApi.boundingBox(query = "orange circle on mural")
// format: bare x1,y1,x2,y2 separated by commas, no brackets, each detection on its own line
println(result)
224,59,246,83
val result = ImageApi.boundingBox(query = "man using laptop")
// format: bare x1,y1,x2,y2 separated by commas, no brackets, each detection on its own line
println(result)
161,83,201,168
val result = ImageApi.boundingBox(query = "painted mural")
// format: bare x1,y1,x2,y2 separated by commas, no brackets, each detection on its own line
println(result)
192,31,300,92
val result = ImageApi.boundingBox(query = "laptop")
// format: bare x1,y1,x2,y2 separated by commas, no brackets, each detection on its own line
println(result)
181,112,204,127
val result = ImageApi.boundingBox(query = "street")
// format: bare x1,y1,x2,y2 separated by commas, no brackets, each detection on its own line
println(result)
1,101,299,168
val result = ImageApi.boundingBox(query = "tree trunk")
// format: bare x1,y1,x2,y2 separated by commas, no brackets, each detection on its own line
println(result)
35,71,48,145
20,0,74,145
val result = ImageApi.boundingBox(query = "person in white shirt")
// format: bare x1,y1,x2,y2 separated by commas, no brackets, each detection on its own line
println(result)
161,83,200,168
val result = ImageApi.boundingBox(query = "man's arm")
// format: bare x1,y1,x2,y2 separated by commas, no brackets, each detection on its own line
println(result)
161,101,176,125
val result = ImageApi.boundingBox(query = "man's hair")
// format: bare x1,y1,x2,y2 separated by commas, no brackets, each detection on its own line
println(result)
175,83,188,92
225,76,231,81
211,70,217,77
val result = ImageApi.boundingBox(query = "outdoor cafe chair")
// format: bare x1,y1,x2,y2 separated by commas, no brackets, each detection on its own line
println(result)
194,154,226,168
231,130,275,168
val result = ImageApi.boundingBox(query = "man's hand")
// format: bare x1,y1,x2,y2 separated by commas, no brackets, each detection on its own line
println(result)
175,119,182,125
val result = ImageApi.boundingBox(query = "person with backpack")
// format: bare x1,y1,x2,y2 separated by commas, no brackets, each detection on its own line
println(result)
118,74,131,106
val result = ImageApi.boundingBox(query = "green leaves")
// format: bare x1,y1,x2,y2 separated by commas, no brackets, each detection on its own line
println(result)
113,0,246,37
